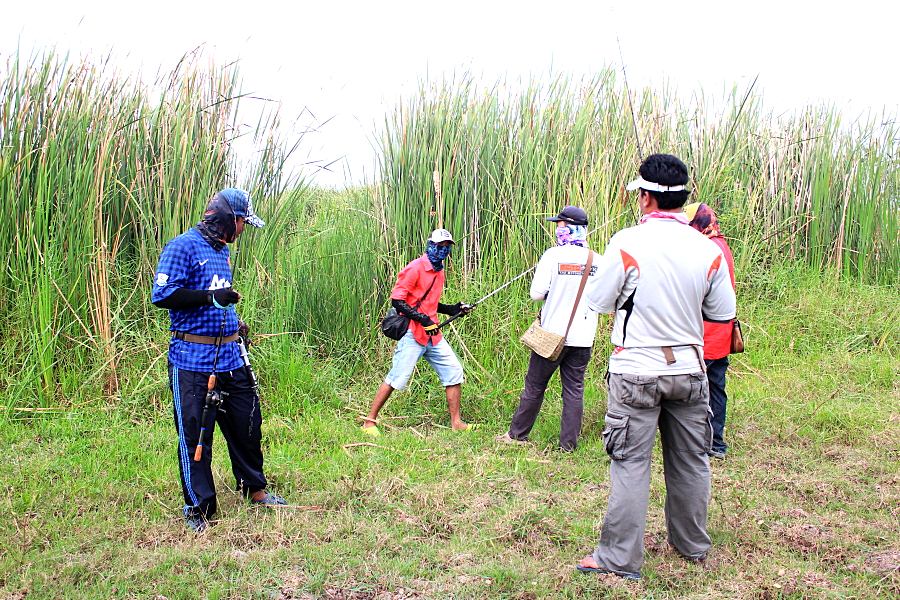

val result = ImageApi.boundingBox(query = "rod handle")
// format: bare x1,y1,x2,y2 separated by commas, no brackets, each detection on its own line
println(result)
436,313,462,329
437,305,475,329
193,436,205,462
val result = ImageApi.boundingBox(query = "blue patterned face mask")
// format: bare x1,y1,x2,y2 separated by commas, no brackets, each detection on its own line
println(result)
426,241,452,270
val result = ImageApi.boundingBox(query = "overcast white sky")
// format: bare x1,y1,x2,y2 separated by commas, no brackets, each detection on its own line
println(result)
2,1,897,187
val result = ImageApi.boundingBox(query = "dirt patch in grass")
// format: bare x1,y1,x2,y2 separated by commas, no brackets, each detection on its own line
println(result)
775,523,833,555
133,523,185,550
799,570,835,591
274,579,433,600
862,549,900,575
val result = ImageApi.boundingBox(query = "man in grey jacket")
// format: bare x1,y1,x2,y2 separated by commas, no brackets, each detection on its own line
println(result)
576,155,736,579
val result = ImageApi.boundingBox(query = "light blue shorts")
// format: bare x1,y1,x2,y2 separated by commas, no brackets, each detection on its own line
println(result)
384,331,465,390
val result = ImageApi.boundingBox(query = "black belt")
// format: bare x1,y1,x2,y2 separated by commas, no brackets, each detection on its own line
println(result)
173,331,239,345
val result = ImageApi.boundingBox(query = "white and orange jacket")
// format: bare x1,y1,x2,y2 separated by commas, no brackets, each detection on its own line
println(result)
587,212,736,375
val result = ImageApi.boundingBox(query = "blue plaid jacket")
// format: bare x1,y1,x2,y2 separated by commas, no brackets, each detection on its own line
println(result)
152,228,242,372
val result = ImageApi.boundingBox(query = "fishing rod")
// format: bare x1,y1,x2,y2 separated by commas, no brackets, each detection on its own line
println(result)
435,268,534,328
436,217,616,329
194,307,229,462
236,332,258,397
618,36,644,161
193,195,239,462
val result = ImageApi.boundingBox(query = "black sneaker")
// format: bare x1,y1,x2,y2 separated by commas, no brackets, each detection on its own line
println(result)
250,491,287,507
185,514,208,533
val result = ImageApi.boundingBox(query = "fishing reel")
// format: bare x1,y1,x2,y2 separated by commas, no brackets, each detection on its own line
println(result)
205,387,228,409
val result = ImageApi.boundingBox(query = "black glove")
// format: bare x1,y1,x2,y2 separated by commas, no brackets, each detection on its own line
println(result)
211,288,240,309
438,302,462,316
439,302,475,317
238,319,251,347
419,316,441,336
392,299,431,324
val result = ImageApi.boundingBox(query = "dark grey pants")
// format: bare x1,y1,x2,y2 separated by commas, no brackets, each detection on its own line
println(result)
592,371,713,577
508,346,592,450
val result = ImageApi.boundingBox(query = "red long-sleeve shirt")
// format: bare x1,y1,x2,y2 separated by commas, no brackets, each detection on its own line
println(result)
390,255,446,346
703,236,736,359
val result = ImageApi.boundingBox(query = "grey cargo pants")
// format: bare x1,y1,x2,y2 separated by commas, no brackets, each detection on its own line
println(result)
592,371,713,577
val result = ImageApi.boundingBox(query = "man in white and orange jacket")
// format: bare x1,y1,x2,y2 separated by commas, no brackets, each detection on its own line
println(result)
577,154,736,580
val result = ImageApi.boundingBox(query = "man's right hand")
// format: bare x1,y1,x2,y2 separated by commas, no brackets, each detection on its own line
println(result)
237,319,252,347
211,288,241,309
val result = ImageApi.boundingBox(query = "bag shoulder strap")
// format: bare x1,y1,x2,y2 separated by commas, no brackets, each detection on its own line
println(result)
413,274,439,310
563,249,594,339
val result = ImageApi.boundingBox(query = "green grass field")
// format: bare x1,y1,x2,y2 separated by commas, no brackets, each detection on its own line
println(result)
1,266,897,599
1,50,897,599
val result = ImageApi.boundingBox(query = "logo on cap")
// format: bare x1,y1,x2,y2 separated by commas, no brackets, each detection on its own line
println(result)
429,228,455,243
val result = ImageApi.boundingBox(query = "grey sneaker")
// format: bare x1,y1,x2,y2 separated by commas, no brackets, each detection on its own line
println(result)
185,514,208,533
576,564,641,580
251,491,287,507
708,449,726,460
496,432,528,445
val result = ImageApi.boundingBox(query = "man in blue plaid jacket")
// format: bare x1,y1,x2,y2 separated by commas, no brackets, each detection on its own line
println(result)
152,188,285,532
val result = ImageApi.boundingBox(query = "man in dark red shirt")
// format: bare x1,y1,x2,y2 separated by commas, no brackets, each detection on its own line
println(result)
361,229,474,436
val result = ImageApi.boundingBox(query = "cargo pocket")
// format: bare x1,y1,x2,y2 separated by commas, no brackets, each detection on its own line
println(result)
621,374,660,409
602,412,629,460
688,372,709,405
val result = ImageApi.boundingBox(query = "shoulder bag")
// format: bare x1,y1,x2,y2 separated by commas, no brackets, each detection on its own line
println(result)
380,277,438,341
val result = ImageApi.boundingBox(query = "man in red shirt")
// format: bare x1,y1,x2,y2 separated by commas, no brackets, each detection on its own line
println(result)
685,202,736,459
361,229,474,436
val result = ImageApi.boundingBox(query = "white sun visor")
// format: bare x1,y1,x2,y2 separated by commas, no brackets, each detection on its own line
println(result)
625,176,687,192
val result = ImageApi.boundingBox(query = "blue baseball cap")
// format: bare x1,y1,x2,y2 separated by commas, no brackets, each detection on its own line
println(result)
215,188,265,228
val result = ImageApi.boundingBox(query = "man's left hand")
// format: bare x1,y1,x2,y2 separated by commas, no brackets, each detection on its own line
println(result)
442,302,475,317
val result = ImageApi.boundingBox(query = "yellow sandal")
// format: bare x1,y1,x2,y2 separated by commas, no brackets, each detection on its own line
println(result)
360,424,381,437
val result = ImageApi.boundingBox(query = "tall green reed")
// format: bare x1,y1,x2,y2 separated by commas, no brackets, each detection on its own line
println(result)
378,74,898,289
261,72,897,372
0,50,305,407
2,56,895,410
